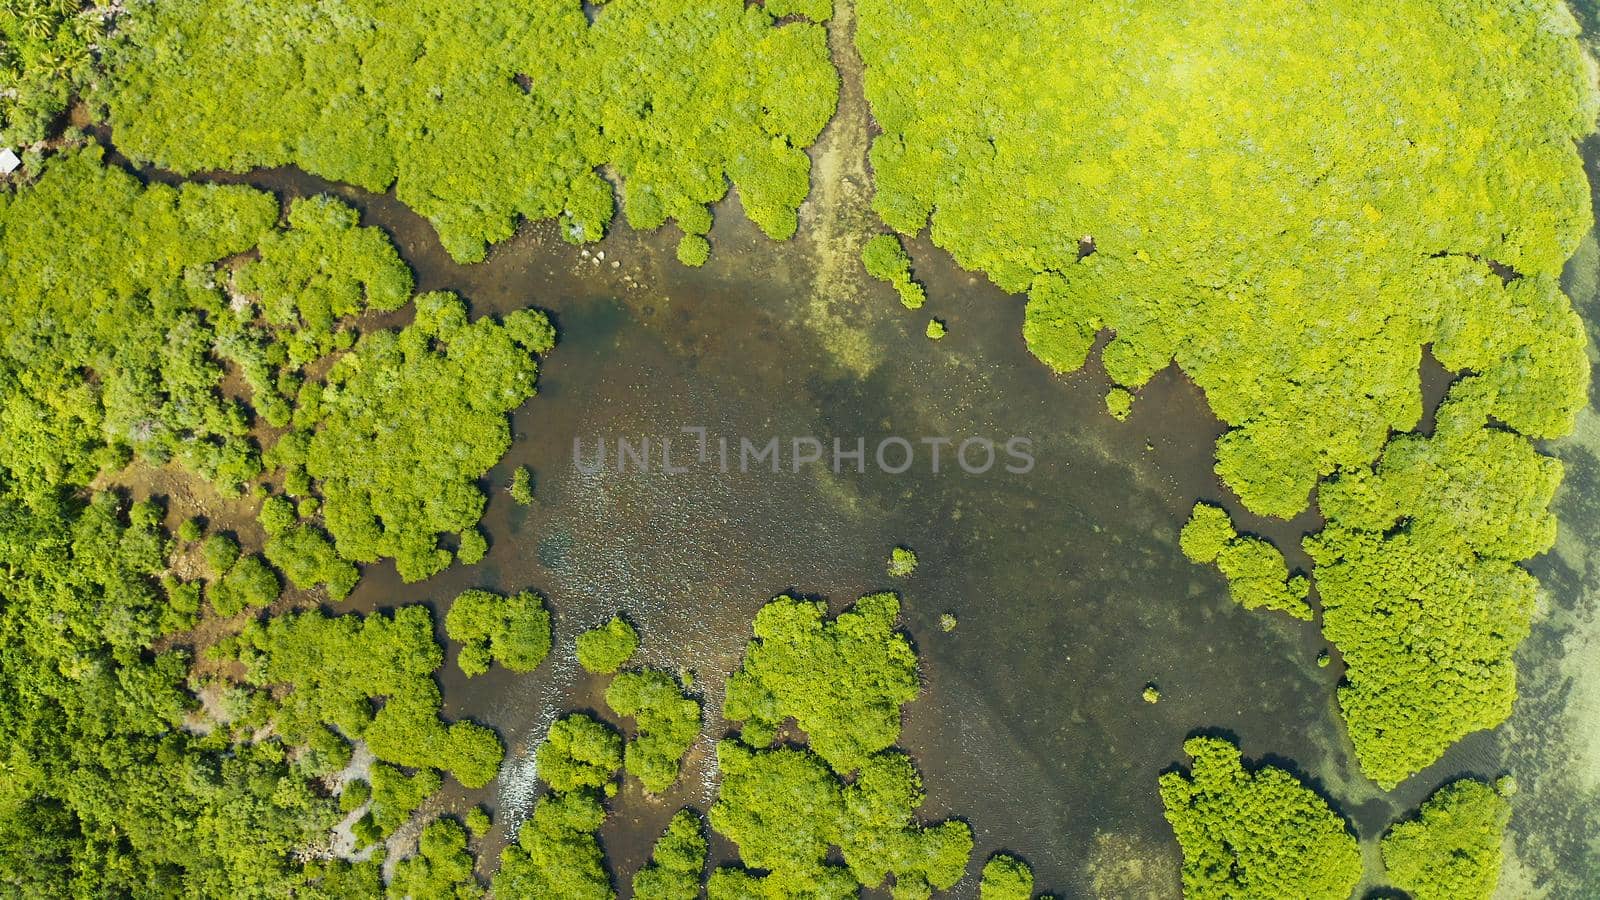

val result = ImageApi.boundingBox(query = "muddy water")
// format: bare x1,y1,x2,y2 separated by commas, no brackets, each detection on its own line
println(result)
92,14,1600,899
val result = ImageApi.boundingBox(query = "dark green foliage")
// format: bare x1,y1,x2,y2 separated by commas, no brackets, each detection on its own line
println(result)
264,523,360,601
576,615,639,675
536,713,624,793
389,816,482,899
240,605,505,788
295,292,550,582
202,532,242,576
1307,380,1557,787
103,0,839,263
208,553,282,616
1180,503,1310,620
1381,779,1511,900
444,589,552,677
723,593,919,773
177,517,204,543
1159,737,1361,900
0,145,278,494
605,669,701,793
0,0,104,144
633,810,707,900
491,789,614,900
0,489,341,894
862,234,924,309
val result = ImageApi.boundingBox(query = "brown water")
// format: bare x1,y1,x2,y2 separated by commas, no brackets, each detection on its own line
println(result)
90,10,1600,897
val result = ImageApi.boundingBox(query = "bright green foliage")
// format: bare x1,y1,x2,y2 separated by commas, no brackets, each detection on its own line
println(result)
633,809,707,900
1104,387,1133,421
710,741,971,899
0,0,104,144
0,490,342,894
536,713,623,793
465,806,491,838
1388,771,1510,896
925,318,945,340
235,195,413,369
0,145,278,494
240,605,505,788
103,0,839,263
1159,737,1361,900
208,553,282,617
857,0,1594,519
369,763,443,838
862,234,925,309
258,496,296,536
389,817,482,900
979,854,1035,900
293,293,549,582
509,466,535,505
457,528,489,565
1180,503,1310,620
1382,779,1512,900
340,778,371,813
576,615,640,675
710,741,848,891
836,750,973,897
676,234,711,267
605,669,702,793
492,789,614,900
177,517,204,543
723,593,919,773
202,533,242,575
1307,380,1557,787
888,547,918,577
444,589,552,677
264,523,360,601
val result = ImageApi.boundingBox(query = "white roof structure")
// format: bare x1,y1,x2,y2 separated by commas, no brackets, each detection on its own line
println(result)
0,149,18,175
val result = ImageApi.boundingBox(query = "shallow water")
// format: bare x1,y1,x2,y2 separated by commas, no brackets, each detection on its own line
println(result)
90,13,1600,896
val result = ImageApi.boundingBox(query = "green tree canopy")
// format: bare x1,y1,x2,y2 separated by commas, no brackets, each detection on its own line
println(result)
1381,778,1512,900
1159,737,1361,900
723,593,919,773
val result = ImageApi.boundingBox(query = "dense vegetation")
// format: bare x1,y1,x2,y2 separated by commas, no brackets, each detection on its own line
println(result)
1179,502,1310,620
1159,737,1362,899
633,810,707,900
605,669,701,793
239,606,504,788
0,0,105,145
492,789,613,899
1307,380,1557,787
444,588,552,677
100,0,839,262
576,615,640,675
275,293,553,582
856,0,1595,787
388,817,481,899
979,854,1047,900
1381,778,1512,900
723,592,919,773
863,234,925,309
712,593,971,899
